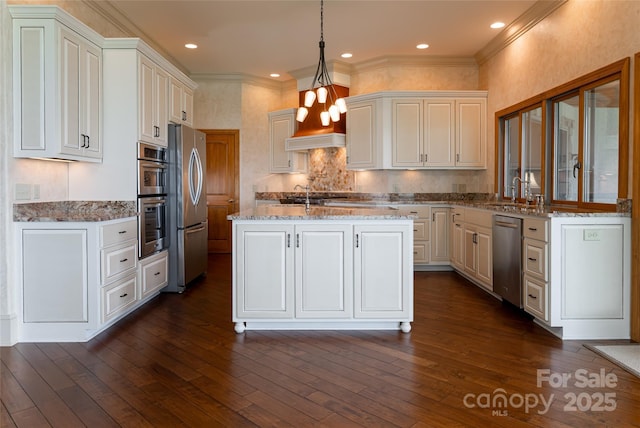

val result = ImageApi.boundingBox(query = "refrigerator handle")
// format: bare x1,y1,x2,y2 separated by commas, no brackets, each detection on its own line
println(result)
189,147,204,206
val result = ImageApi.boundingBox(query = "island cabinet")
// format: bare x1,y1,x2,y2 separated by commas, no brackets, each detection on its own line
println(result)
231,210,414,333
10,6,103,162
449,207,492,290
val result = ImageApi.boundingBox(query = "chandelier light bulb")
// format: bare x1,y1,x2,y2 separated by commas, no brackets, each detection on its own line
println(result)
320,111,330,126
329,104,340,122
296,107,309,122
335,98,347,113
317,86,328,104
304,90,316,107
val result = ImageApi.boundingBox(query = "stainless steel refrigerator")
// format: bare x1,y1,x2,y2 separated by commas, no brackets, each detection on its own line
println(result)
167,124,208,292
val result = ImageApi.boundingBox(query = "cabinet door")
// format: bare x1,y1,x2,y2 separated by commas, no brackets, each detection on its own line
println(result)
475,226,493,289
451,220,465,269
82,40,102,158
431,208,450,262
154,66,169,146
424,100,455,167
182,86,194,127
463,226,477,275
269,111,306,173
138,55,155,143
140,251,168,299
346,100,377,169
60,27,83,155
455,99,486,168
392,99,423,167
235,224,294,318
354,225,412,318
295,225,352,318
169,78,183,123
23,229,88,322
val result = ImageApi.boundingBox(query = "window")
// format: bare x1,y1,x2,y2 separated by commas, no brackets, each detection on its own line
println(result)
499,105,542,202
498,59,629,211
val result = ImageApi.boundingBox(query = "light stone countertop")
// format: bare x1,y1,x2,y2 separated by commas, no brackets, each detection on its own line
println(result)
227,205,417,220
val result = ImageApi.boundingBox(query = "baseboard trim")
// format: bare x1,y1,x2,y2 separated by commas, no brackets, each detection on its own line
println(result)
0,313,18,346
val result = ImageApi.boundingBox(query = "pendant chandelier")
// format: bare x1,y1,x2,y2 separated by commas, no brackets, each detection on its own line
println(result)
296,0,347,125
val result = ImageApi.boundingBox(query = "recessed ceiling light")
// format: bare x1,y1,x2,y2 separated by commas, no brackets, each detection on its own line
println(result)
185,43,198,49
490,22,505,29
416,43,429,50
341,52,353,59
270,73,281,78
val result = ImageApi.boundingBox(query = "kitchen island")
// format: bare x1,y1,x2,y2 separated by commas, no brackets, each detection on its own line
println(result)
228,205,415,333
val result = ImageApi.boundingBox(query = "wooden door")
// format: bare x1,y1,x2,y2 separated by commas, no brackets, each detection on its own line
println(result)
202,129,239,253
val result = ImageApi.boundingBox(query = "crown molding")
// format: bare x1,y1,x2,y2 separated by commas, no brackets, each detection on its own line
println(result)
190,73,285,90
352,55,479,73
82,0,190,76
475,0,568,65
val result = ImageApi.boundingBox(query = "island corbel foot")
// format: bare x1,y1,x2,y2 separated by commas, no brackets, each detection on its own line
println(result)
234,322,246,333
400,322,412,333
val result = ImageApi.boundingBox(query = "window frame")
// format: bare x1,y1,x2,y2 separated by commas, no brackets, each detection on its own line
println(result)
496,58,629,211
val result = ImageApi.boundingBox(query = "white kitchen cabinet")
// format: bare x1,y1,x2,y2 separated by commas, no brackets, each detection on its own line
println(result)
346,98,384,169
232,218,413,332
392,98,455,168
397,205,431,266
430,207,451,263
454,99,486,168
353,224,413,330
169,77,194,127
235,224,295,320
101,275,137,324
11,6,103,162
139,54,169,146
391,96,485,169
523,217,549,322
295,224,352,318
22,229,89,323
139,250,169,300
269,109,307,173
452,207,492,290
450,208,465,270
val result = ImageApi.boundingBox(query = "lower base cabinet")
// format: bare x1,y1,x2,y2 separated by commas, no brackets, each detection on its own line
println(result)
232,220,413,333
16,218,168,342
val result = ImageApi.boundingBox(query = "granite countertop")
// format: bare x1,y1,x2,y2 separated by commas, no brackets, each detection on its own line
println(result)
13,201,137,222
256,192,631,218
227,205,417,220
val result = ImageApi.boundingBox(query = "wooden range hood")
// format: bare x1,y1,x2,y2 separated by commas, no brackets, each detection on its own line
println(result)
285,84,348,151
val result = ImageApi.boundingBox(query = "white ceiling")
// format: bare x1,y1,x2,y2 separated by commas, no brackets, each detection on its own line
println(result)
104,0,539,81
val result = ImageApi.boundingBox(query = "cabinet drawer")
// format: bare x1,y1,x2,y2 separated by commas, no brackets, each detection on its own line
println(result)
101,219,137,247
102,243,137,284
523,238,547,280
523,218,548,242
412,220,428,240
413,242,428,264
102,275,137,323
451,207,465,223
524,274,548,322
140,252,168,298
402,206,430,218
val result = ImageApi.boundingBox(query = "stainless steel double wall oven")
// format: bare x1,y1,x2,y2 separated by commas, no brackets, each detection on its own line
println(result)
137,142,168,258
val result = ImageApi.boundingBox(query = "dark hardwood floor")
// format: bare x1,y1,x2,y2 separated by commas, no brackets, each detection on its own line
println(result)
2,254,639,427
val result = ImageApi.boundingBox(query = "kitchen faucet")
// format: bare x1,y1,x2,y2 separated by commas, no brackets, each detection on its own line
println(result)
511,176,530,204
294,184,310,211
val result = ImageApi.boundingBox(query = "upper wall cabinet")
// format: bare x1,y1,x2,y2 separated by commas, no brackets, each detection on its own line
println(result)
269,109,307,174
138,54,169,146
11,6,104,162
169,77,194,127
345,91,487,170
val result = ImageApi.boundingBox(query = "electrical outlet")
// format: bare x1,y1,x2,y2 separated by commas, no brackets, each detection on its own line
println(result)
584,229,601,241
458,183,467,193
392,183,400,193
15,183,31,200
252,184,258,192
33,184,40,200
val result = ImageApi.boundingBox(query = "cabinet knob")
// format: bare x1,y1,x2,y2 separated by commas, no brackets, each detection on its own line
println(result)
154,272,161,276
120,293,128,298
528,294,537,299
120,258,128,263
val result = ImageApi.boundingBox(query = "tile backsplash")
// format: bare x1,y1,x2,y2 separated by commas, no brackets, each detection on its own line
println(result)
307,147,355,192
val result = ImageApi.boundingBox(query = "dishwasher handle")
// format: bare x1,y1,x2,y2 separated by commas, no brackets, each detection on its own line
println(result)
495,220,520,229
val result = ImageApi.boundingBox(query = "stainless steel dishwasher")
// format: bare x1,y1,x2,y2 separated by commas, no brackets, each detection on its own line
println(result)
493,215,523,307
